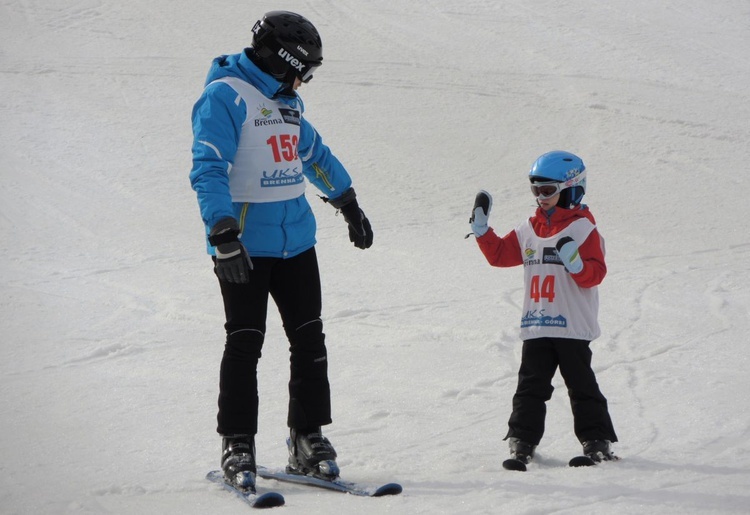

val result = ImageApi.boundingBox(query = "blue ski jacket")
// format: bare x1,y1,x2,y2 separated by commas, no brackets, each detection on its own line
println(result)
190,50,353,258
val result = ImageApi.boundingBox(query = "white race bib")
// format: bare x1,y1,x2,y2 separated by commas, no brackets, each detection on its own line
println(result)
515,218,601,341
211,77,306,203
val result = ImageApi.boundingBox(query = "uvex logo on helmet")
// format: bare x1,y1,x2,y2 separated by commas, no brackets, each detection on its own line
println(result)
277,48,306,72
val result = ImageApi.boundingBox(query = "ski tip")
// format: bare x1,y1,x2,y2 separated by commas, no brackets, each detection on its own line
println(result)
502,458,527,472
206,470,227,482
253,492,285,508
372,482,403,497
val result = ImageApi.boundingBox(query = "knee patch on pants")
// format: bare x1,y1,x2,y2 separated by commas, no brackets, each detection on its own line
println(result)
225,328,264,361
288,319,326,368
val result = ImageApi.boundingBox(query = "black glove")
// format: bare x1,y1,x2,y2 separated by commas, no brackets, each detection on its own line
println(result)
208,217,253,284
328,188,373,249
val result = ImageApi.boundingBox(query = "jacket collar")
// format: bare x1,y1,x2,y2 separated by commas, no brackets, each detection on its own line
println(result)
205,50,299,102
536,204,593,224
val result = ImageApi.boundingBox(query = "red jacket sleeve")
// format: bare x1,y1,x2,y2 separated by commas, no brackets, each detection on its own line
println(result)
476,228,524,268
570,229,607,288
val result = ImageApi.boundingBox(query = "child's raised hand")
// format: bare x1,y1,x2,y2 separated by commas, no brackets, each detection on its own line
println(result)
469,190,493,237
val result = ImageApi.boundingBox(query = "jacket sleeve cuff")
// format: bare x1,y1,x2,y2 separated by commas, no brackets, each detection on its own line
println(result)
328,187,357,209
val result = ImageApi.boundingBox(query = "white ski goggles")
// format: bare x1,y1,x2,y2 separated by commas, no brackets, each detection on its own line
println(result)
530,181,565,200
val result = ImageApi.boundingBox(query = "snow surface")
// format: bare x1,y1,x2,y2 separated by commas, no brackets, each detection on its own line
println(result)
2,0,750,513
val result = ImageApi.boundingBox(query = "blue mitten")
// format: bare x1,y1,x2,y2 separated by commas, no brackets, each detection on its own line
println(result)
555,236,583,274
469,190,493,237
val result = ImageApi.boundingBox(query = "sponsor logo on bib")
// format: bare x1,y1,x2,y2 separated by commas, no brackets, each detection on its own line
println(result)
261,167,304,187
278,108,300,126
521,309,568,328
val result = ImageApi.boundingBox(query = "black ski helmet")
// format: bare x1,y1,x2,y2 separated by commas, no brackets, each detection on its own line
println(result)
251,11,323,85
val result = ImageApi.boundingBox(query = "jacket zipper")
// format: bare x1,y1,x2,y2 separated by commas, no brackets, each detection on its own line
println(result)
239,203,249,235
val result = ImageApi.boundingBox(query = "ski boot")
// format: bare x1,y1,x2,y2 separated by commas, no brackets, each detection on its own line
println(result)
582,440,616,463
221,435,256,489
508,437,536,465
286,427,340,480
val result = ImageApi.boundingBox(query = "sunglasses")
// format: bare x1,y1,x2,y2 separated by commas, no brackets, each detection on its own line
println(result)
530,181,564,200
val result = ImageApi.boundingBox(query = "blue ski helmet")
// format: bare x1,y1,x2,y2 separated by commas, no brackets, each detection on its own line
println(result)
528,151,586,208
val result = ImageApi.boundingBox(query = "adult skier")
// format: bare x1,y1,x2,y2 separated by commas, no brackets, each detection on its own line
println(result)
189,11,373,489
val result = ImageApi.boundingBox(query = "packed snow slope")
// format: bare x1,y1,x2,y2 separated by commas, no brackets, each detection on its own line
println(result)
1,0,749,513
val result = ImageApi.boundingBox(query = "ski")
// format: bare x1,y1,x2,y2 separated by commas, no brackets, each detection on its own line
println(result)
502,458,528,472
568,455,597,467
257,465,402,497
207,470,285,509
569,454,620,467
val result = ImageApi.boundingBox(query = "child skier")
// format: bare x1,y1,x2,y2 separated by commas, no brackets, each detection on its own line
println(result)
469,151,618,468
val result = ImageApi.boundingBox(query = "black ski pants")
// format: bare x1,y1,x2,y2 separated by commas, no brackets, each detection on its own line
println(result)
505,337,618,446
215,247,332,436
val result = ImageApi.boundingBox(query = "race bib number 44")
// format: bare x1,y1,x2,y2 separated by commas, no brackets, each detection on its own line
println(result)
529,274,555,302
